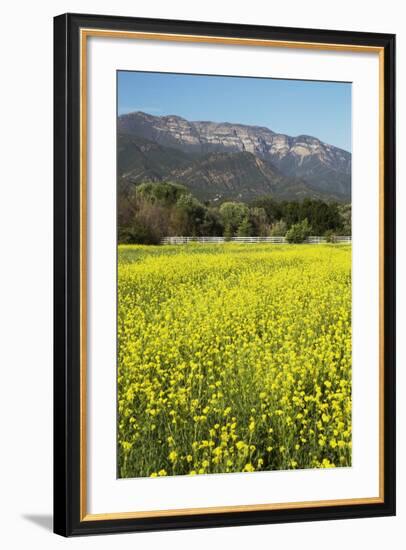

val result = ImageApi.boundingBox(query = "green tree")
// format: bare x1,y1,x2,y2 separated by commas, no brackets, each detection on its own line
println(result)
200,208,224,236
282,201,302,228
223,225,233,241
285,218,312,244
172,193,206,235
249,207,268,236
251,196,283,225
236,217,253,237
137,181,188,206
269,219,287,236
338,203,352,235
219,202,249,236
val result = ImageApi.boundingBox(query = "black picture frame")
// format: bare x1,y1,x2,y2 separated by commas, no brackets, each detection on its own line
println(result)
54,12,396,537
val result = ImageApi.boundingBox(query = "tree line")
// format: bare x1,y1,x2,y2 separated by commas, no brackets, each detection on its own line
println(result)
118,181,351,244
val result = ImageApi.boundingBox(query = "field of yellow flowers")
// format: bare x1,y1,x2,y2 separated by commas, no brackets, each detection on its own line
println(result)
118,243,351,478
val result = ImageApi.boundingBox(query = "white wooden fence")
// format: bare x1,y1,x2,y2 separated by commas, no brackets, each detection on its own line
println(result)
307,236,352,244
161,236,351,245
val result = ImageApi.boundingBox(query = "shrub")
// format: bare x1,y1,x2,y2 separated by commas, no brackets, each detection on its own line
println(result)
325,230,337,243
285,219,312,244
127,221,162,245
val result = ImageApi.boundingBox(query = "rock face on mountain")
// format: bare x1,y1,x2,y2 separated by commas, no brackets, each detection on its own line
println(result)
118,112,351,202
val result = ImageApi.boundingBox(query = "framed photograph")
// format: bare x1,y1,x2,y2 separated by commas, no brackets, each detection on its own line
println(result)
54,13,396,536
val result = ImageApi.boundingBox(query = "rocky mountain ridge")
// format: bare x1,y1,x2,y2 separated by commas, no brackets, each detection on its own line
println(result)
117,112,351,202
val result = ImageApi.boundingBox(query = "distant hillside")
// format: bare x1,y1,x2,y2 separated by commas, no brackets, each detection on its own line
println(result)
117,112,351,202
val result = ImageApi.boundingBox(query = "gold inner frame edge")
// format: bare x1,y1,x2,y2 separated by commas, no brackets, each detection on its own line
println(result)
79,28,385,521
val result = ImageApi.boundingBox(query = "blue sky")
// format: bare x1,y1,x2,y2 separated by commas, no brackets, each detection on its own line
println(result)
118,71,351,152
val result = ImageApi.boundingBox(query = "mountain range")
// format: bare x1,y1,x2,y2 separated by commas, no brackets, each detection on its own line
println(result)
117,111,351,202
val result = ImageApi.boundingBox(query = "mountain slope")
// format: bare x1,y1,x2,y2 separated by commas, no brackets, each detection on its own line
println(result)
167,151,328,202
117,135,332,202
118,134,192,181
117,112,351,202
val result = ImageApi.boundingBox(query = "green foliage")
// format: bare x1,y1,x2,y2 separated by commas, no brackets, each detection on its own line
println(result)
248,207,268,236
250,197,283,225
200,208,224,236
219,202,249,233
124,221,162,245
117,181,350,244
137,181,188,206
299,199,342,235
269,220,287,237
285,219,312,244
338,203,352,235
236,217,253,237
223,224,233,241
324,230,337,243
252,196,344,235
174,194,206,235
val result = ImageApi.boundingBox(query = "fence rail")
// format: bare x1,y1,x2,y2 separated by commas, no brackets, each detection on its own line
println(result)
161,236,352,245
